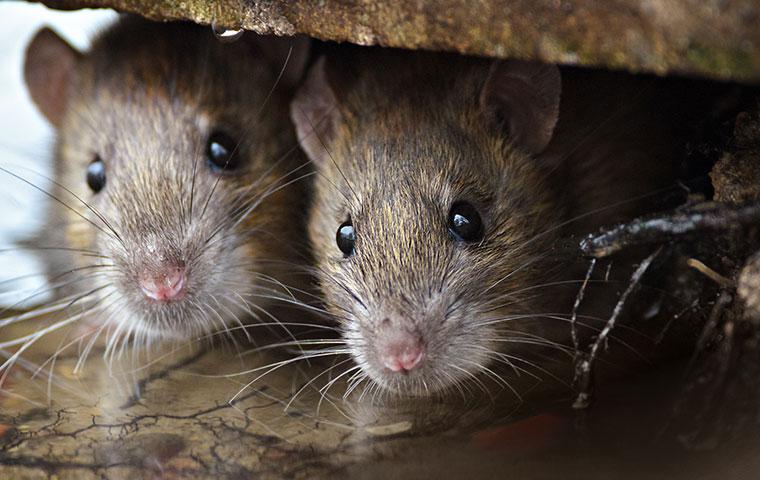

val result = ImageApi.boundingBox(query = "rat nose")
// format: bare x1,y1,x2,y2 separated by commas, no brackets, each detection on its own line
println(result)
379,336,425,373
139,266,186,301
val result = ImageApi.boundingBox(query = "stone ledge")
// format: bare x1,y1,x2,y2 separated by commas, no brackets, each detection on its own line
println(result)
34,0,760,83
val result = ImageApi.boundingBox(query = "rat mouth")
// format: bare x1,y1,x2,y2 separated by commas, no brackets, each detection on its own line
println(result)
357,331,494,397
362,353,455,396
370,369,451,397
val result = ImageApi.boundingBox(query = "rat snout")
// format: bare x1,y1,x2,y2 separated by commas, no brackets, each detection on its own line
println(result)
138,265,186,302
381,341,424,372
375,320,425,373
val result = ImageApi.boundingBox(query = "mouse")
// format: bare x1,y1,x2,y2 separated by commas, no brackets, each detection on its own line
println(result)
290,46,681,397
17,16,311,348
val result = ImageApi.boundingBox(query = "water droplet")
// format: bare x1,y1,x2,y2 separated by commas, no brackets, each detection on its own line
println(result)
211,22,244,43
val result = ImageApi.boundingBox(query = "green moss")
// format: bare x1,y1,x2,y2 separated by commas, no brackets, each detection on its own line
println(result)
686,44,756,78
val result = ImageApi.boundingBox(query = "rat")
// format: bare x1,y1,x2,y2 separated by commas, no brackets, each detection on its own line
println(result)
291,47,682,397
19,16,311,346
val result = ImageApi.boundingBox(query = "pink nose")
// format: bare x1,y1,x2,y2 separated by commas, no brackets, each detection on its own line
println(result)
139,267,186,301
380,339,425,372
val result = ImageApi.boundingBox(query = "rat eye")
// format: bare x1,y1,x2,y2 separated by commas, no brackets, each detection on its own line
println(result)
336,220,355,257
86,156,106,193
206,130,241,173
448,201,484,243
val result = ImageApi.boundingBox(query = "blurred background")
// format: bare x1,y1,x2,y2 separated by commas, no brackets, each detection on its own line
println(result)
0,3,116,306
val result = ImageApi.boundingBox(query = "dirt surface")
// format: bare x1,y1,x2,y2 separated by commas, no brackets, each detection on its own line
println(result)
0,324,755,480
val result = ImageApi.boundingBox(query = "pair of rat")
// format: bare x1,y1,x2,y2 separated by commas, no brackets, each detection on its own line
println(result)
20,17,676,397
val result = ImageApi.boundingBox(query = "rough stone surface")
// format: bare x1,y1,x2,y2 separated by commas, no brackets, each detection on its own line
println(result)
711,98,760,322
34,0,760,83
0,329,553,479
739,250,760,322
711,101,760,204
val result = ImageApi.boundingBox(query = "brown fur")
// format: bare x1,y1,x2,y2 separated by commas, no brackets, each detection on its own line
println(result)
24,17,312,342
293,47,678,397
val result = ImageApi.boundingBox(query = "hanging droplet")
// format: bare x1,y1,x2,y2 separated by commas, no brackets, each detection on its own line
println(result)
211,21,245,43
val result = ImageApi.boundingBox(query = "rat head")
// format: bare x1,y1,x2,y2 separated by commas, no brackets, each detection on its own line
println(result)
292,51,562,396
24,18,310,341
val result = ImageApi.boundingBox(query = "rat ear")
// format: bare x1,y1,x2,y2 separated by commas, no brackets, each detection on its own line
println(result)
24,28,82,128
290,56,343,167
253,34,310,89
480,59,561,155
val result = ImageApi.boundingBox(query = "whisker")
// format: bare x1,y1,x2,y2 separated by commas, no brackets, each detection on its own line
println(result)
0,166,123,244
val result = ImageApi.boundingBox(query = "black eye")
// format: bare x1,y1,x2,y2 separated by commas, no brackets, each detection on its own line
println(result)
205,130,241,172
86,156,106,193
448,201,484,243
336,220,356,257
